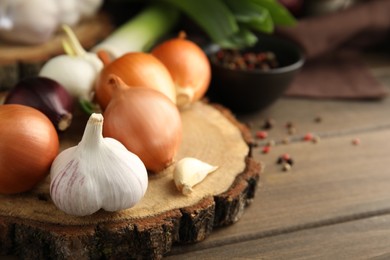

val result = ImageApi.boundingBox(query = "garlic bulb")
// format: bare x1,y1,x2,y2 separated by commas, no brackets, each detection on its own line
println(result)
173,157,218,195
50,113,148,216
0,0,60,45
55,0,81,26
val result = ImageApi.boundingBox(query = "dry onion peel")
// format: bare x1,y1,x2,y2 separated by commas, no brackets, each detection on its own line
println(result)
103,75,182,173
95,51,176,110
152,32,211,109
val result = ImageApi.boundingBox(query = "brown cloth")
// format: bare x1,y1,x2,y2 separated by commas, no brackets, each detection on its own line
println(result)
276,0,390,99
284,51,388,99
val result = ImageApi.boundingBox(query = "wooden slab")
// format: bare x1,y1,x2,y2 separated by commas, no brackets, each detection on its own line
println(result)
0,102,261,259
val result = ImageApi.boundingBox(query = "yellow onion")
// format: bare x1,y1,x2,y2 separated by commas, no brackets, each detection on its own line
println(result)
95,51,176,110
152,32,211,108
0,104,59,194
102,75,182,173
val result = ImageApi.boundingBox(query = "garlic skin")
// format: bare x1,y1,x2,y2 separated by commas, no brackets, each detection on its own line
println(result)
50,113,148,216
173,157,218,195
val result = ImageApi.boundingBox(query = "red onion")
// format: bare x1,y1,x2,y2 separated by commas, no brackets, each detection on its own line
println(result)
4,77,74,131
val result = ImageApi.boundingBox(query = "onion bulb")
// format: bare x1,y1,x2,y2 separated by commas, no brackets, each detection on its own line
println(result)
152,32,211,109
4,77,74,131
95,51,176,110
103,75,182,173
0,104,59,194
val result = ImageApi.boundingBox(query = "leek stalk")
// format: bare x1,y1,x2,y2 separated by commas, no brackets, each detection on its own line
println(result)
92,3,179,58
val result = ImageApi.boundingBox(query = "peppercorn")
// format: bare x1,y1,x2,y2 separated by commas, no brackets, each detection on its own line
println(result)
282,163,292,172
314,115,323,123
303,133,314,141
210,49,279,71
276,153,293,166
262,118,275,129
352,138,361,145
262,146,271,154
256,130,268,139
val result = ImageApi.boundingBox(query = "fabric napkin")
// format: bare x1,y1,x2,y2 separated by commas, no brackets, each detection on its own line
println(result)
284,51,388,99
276,0,390,99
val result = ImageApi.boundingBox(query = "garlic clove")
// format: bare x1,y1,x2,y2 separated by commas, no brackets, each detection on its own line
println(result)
173,157,218,195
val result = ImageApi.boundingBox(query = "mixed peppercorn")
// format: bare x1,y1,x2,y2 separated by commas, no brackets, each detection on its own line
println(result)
210,49,279,71
254,115,361,173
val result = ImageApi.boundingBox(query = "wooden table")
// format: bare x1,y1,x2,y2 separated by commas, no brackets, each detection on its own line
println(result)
164,52,390,259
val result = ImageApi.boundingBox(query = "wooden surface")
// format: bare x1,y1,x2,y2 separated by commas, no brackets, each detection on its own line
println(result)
164,52,390,259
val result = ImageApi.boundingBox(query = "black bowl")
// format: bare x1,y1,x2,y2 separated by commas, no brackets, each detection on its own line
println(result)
206,34,305,113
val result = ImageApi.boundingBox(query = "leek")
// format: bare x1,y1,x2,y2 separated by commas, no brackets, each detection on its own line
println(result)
160,0,296,49
92,3,179,58
160,0,250,49
224,0,274,34
249,0,297,26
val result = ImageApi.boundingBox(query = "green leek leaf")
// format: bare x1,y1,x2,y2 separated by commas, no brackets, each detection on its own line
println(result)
249,0,297,26
218,26,258,49
160,0,242,48
224,0,274,33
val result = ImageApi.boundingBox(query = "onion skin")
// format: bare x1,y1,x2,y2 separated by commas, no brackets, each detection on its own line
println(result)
95,52,176,110
151,33,211,108
4,77,74,131
0,104,59,194
103,75,182,173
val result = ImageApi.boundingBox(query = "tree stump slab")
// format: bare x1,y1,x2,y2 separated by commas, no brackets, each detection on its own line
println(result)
0,102,262,259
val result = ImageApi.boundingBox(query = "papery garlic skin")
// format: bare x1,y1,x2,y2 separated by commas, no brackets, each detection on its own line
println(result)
50,113,148,216
173,157,218,195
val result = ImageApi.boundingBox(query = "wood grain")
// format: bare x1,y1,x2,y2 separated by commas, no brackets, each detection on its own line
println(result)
166,214,390,259
167,112,390,257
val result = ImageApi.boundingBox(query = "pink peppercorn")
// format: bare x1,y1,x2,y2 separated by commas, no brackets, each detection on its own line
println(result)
282,153,291,161
303,133,314,141
352,138,361,145
262,146,271,154
256,130,268,139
